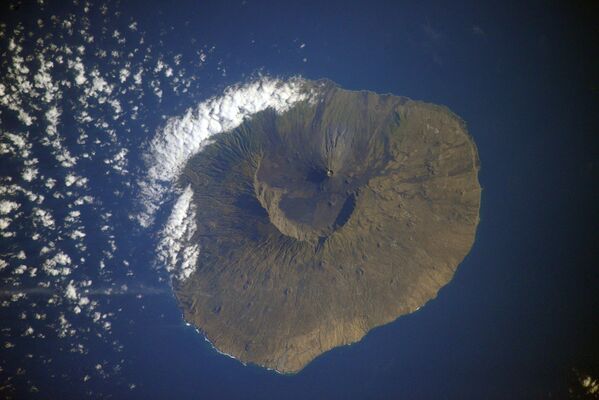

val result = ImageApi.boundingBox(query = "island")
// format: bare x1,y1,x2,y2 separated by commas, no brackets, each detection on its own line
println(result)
174,80,482,373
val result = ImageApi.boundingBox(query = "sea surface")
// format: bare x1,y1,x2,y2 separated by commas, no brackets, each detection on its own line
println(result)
1,1,596,398
119,2,598,398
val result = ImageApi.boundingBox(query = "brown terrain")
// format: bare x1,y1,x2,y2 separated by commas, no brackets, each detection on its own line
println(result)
175,80,482,373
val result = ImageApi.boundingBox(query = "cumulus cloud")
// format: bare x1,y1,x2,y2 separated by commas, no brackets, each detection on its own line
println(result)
156,185,198,281
64,173,87,188
45,106,61,136
0,3,230,388
104,147,128,174
69,229,86,240
0,200,20,214
14,265,27,275
1,131,30,155
0,218,11,230
33,208,55,229
22,167,38,182
45,178,57,189
137,76,311,227
69,59,87,86
65,281,78,300
42,251,72,277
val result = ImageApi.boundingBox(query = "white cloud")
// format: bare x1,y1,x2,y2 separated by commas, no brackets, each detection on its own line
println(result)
104,147,128,174
64,210,80,224
65,173,88,188
0,200,20,214
89,69,113,96
137,76,311,227
154,60,165,73
33,208,55,229
3,132,28,151
14,265,27,275
33,54,60,103
57,313,71,338
133,68,143,85
42,251,72,277
0,218,10,229
18,110,34,126
22,167,38,182
179,243,199,280
69,58,87,86
45,106,61,136
55,146,78,168
65,174,77,187
69,229,86,240
119,67,130,83
156,185,198,281
45,178,57,189
54,251,71,264
73,195,93,205
65,281,78,300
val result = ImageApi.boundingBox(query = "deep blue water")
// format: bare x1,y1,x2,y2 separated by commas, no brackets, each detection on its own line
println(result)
3,0,597,398
116,1,597,398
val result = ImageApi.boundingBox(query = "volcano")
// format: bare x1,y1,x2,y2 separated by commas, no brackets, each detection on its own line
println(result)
174,80,481,373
